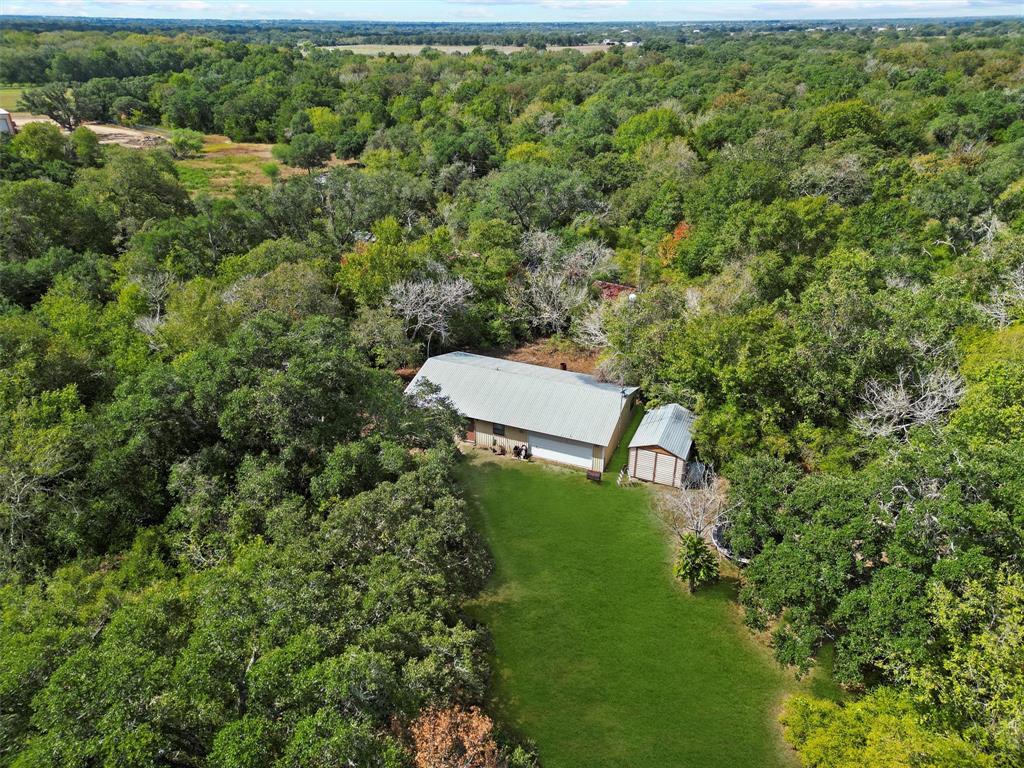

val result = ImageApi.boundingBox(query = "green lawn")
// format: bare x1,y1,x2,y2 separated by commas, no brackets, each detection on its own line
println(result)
462,455,834,768
0,86,25,111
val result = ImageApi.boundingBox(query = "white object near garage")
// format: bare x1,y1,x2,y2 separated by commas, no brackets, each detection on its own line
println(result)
528,431,593,469
628,404,695,488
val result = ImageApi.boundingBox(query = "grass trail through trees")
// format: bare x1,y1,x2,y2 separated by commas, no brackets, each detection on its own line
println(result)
463,455,834,768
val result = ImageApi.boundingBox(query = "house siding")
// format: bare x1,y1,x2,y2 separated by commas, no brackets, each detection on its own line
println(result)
473,420,528,453
600,392,636,473
674,459,685,487
468,391,634,474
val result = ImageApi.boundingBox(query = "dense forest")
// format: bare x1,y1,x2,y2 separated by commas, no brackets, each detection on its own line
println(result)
1,18,1023,768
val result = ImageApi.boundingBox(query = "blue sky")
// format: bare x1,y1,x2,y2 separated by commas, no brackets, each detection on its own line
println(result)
3,0,1021,21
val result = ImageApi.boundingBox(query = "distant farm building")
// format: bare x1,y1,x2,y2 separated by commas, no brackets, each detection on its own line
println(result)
407,352,637,472
0,109,17,136
628,404,695,487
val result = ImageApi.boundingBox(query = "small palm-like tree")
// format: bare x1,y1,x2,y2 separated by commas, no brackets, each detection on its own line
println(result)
674,533,719,593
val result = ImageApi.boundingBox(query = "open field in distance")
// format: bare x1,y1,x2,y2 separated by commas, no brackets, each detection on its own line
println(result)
321,43,612,55
0,86,25,111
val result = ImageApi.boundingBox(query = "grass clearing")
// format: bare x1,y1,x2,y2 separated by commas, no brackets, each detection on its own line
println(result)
0,86,25,111
175,134,350,195
462,454,838,768
176,164,215,194
175,137,276,193
605,405,645,475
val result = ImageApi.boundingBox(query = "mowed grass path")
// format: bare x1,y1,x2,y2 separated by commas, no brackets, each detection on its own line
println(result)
0,86,25,111
462,456,806,768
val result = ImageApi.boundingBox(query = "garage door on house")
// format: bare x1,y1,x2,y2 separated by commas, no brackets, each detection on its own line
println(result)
528,432,593,469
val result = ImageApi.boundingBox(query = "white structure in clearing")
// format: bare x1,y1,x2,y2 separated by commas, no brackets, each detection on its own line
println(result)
628,403,695,487
407,352,637,472
0,109,17,136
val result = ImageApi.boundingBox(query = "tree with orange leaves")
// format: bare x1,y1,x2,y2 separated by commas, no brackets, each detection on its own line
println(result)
409,706,503,768
656,220,692,266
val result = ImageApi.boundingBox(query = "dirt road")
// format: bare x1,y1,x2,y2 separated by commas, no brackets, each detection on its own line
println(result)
12,113,168,148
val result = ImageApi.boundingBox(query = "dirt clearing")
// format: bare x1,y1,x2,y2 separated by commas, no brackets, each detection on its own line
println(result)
474,339,601,375
11,113,169,148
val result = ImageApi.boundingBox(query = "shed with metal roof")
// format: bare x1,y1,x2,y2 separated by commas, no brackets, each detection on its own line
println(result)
406,352,637,472
628,404,695,487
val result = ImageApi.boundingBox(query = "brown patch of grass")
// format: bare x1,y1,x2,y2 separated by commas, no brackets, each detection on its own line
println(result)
464,580,524,609
177,134,352,195
474,339,600,374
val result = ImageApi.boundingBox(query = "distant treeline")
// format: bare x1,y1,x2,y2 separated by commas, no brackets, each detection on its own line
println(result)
1,16,1020,86
0,15,1020,62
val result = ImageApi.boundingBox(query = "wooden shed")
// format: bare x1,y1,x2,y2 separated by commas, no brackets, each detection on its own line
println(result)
628,404,695,487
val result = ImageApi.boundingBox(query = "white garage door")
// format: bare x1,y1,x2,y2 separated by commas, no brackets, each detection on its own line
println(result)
528,432,593,469
631,448,656,481
654,453,678,486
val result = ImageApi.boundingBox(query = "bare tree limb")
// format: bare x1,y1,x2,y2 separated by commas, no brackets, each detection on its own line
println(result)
854,366,965,440
658,465,734,542
387,272,474,356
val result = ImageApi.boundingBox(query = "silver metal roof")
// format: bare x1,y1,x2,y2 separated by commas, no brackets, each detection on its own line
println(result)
406,352,637,446
629,403,695,458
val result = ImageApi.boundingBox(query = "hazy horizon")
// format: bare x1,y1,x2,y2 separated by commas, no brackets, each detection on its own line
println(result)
4,0,1021,23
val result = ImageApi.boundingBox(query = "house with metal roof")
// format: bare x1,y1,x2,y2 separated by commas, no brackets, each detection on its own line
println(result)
628,404,695,487
406,352,638,472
